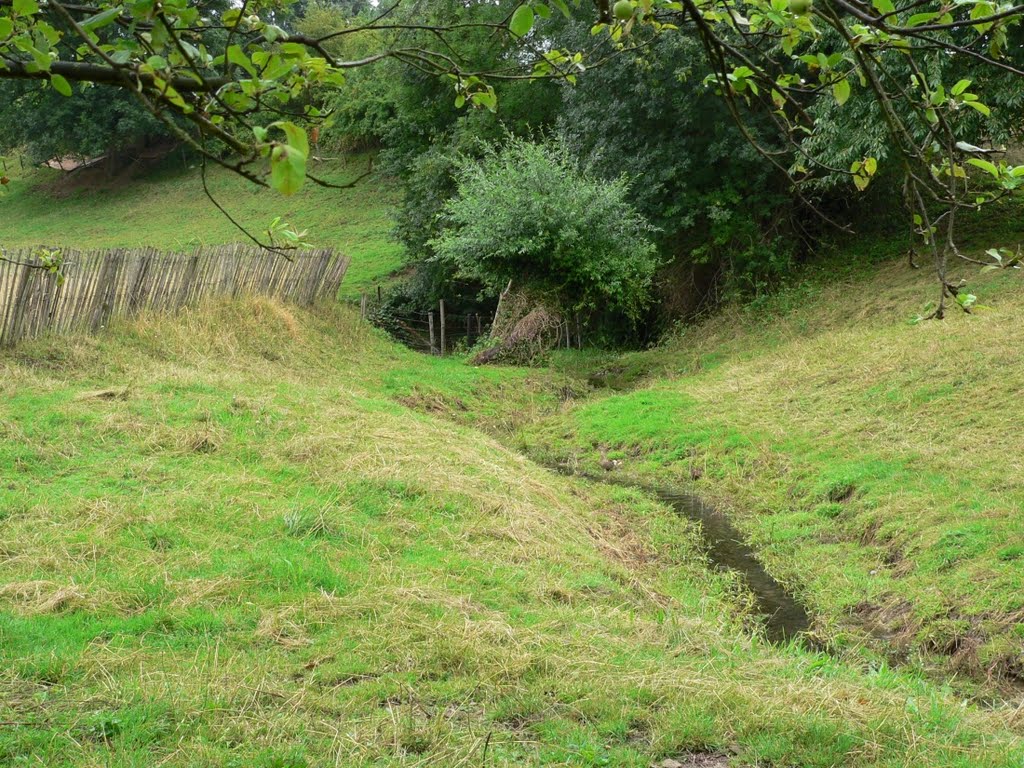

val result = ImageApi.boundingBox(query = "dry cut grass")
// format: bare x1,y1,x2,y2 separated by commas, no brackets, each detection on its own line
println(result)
1,297,1023,766
525,247,1024,694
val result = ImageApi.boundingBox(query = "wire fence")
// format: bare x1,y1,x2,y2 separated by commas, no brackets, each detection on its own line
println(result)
357,290,589,356
0,244,349,347
360,295,490,355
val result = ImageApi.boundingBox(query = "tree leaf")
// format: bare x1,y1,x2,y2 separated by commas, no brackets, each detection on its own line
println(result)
270,144,306,196
833,78,850,106
510,5,535,37
472,89,498,112
273,120,309,157
50,73,72,96
950,78,971,96
964,100,991,116
966,158,999,178
226,44,257,77
907,11,939,25
12,0,38,16
81,7,121,31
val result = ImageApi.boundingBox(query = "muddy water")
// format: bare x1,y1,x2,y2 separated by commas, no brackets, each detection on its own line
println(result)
654,488,812,644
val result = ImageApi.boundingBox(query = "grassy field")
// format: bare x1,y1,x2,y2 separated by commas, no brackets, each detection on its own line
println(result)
0,154,404,298
3,299,1024,766
514,220,1024,690
4,152,1024,764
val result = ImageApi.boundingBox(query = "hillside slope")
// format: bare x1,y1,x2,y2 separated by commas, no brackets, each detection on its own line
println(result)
521,244,1024,688
3,300,1024,766
0,154,404,297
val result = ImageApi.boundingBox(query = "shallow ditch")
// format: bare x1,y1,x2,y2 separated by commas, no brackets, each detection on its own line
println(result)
655,486,812,644
552,467,1024,709
553,467,813,646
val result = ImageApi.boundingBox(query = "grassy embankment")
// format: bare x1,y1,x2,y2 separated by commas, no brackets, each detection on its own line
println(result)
514,208,1024,689
0,154,404,298
3,299,1024,766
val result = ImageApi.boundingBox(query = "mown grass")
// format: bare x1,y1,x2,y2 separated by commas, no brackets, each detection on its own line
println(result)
3,299,1024,765
520,225,1024,689
0,154,405,298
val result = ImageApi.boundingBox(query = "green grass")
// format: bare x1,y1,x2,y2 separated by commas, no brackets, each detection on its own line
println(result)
3,151,1024,763
519,229,1024,688
3,299,1024,765
0,154,405,298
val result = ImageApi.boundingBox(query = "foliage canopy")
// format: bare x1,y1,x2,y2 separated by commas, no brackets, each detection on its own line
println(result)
3,0,1024,306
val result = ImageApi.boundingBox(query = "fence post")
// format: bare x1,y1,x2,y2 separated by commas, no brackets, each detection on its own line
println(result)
428,310,437,355
6,257,33,346
360,293,367,321
493,279,512,329
466,313,472,346
439,299,446,356
476,313,482,337
377,285,382,303
575,314,582,349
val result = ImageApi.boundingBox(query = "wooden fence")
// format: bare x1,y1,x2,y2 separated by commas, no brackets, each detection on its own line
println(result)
0,244,349,347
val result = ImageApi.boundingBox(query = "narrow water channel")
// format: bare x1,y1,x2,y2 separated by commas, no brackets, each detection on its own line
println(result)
654,488,812,644
554,466,813,645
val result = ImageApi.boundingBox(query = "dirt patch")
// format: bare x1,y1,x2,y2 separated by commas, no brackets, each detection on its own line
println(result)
651,755,731,768
74,388,129,401
853,599,918,646
397,391,468,415
39,143,178,198
858,517,884,545
853,600,1024,693
828,483,856,503
586,509,658,571
45,155,104,172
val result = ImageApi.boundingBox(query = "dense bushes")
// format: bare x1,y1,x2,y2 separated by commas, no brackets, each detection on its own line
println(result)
0,81,172,164
375,21,809,330
431,138,659,322
557,28,800,303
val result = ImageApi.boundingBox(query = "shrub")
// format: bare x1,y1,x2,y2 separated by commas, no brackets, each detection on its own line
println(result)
429,137,659,321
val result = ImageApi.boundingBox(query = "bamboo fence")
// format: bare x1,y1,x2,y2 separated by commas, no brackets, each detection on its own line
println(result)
0,244,349,347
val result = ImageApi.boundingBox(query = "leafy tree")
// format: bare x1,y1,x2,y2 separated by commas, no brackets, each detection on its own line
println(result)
430,137,659,320
3,0,1024,308
800,34,1024,193
0,80,171,163
557,26,797,303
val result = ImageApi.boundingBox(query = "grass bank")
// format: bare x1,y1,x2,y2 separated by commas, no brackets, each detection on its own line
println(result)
519,236,1024,690
0,154,404,298
3,300,1024,765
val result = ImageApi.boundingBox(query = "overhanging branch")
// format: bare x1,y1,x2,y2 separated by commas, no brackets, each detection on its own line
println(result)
0,57,230,91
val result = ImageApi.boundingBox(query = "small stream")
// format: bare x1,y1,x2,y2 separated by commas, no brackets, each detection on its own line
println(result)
654,488,812,644
555,466,813,645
